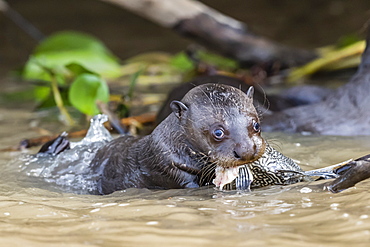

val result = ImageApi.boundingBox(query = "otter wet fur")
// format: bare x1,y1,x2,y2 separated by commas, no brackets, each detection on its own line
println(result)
89,83,266,194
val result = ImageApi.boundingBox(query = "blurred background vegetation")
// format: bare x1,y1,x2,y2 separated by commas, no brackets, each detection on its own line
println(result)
2,0,369,76
1,0,370,133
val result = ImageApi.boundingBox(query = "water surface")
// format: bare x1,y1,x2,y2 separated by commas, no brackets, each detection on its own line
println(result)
1,108,370,246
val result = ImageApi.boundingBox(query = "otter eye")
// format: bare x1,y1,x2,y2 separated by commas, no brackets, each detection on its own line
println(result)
253,120,261,133
212,128,225,140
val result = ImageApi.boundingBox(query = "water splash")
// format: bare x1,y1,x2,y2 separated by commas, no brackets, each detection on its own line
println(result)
71,114,113,147
19,114,114,194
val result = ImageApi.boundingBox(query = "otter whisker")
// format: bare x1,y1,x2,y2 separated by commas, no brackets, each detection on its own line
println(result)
255,82,271,116
266,139,283,151
199,162,217,186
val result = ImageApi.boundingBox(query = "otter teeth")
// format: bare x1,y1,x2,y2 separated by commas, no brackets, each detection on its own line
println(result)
213,166,239,190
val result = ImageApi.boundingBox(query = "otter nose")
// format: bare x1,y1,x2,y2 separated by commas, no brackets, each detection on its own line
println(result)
233,143,255,161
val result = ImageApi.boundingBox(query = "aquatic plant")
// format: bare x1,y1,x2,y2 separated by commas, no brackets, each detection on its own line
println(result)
22,31,119,125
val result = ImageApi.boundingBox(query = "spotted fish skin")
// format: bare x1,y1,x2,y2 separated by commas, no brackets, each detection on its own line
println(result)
249,145,305,188
225,144,307,190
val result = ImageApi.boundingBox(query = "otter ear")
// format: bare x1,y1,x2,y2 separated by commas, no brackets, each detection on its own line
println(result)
246,86,254,102
170,100,188,119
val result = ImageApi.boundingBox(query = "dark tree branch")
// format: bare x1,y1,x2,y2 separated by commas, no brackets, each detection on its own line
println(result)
324,154,370,193
101,0,317,67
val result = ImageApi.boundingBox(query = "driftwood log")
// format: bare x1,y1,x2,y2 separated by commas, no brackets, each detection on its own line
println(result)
262,29,370,135
101,0,316,67
324,154,370,193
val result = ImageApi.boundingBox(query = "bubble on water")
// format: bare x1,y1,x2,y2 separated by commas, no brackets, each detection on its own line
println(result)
330,203,339,210
101,203,117,208
90,208,100,213
302,202,313,208
299,187,312,193
146,221,159,225
198,208,217,211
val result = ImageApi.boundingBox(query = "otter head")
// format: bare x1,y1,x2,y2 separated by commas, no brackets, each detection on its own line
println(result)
170,83,266,168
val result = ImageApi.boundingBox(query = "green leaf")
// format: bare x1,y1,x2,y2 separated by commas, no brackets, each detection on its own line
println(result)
22,31,122,80
23,50,121,80
336,34,362,49
35,87,70,109
198,50,239,70
170,52,195,71
34,31,114,55
69,74,109,116
34,85,51,102
65,62,97,77
127,68,143,99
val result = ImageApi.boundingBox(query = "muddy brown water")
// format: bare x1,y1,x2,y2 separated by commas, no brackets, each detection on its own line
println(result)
2,0,370,246
1,105,370,247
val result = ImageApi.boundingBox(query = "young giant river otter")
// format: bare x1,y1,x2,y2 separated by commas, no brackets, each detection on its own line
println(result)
90,83,266,194
32,84,370,194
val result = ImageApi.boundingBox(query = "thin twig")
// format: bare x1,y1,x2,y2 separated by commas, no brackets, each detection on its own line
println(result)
0,0,45,41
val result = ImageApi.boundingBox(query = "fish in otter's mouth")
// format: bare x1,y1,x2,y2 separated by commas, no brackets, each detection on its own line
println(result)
213,144,364,193
212,144,305,191
212,166,240,190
